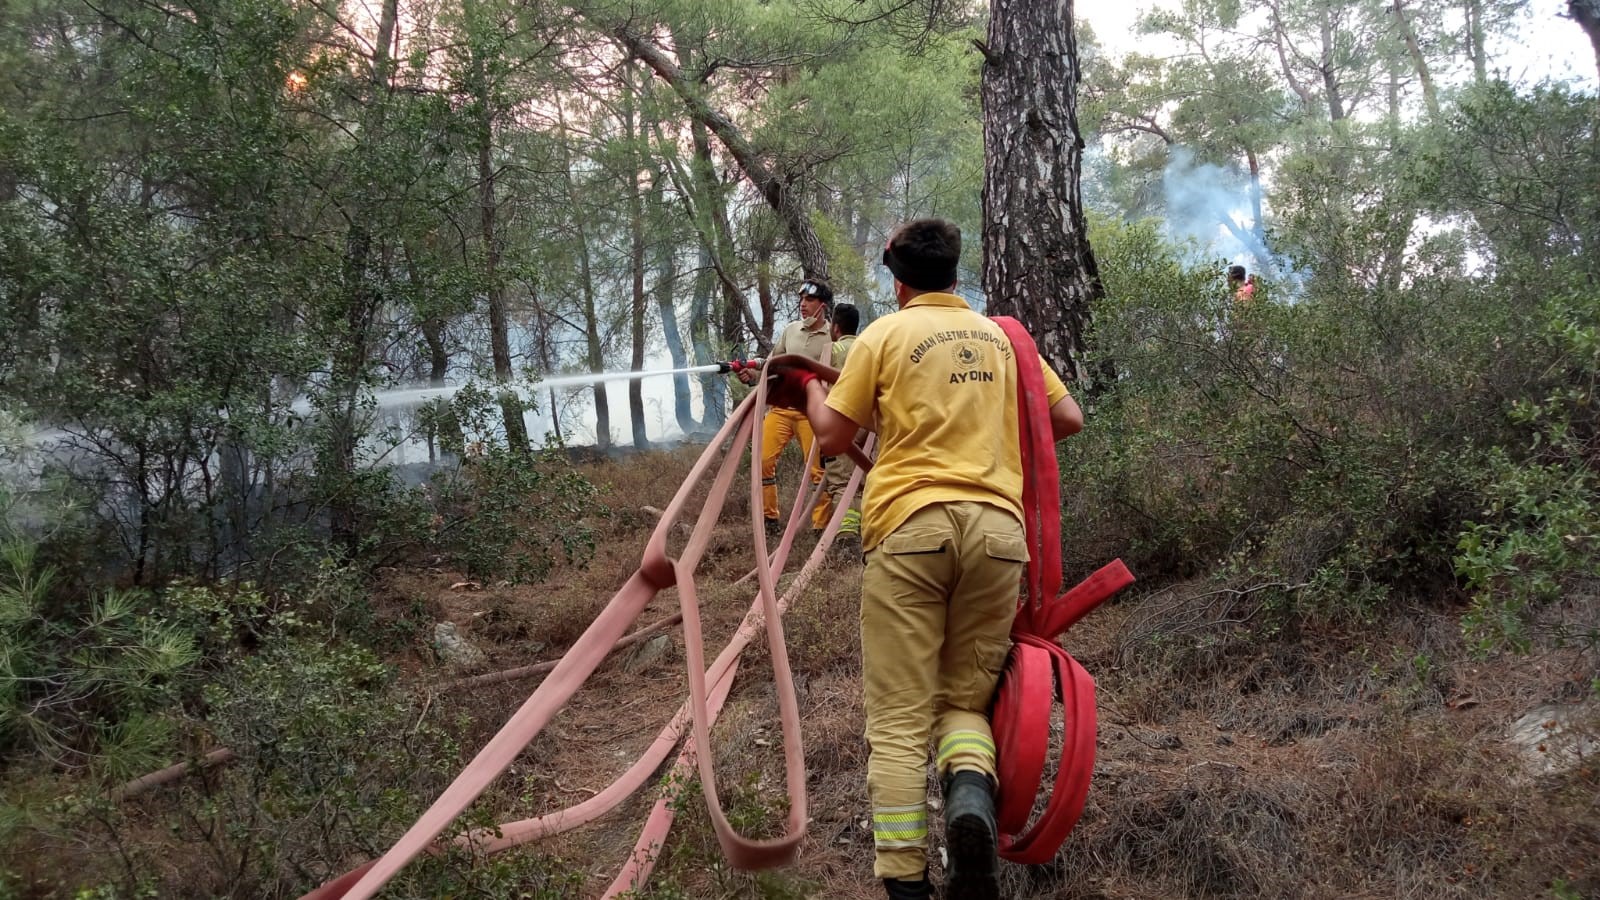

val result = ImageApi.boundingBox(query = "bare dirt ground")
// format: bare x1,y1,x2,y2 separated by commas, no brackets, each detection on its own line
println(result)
383,445,1599,899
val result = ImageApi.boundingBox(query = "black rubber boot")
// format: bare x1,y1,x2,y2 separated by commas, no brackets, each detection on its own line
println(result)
882,872,933,900
943,771,1000,900
764,518,783,538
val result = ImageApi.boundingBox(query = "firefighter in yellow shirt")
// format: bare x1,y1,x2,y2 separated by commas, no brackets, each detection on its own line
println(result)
766,220,1083,900
739,278,835,535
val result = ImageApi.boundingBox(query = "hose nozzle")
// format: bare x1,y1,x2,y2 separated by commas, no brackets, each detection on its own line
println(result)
717,357,766,374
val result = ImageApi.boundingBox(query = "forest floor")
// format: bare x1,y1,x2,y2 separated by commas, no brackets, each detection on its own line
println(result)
26,445,1596,899
359,444,1599,900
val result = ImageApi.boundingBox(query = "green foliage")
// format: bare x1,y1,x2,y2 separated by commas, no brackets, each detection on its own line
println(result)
1455,289,1600,653
159,629,452,896
1418,83,1600,282
0,518,201,781
1068,208,1581,631
429,443,599,583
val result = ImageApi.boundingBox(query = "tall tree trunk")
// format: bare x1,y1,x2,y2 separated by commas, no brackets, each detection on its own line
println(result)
675,123,726,427
557,100,610,449
421,319,449,385
688,243,724,428
1573,0,1600,82
1392,0,1440,119
579,233,610,450
578,223,610,450
327,0,400,555
623,69,650,450
408,248,459,462
850,198,872,257
467,5,528,455
684,118,764,352
1467,0,1489,84
649,175,695,434
528,280,564,443
614,26,829,279
1246,148,1265,249
753,229,776,348
978,0,1103,380
1266,0,1317,112
1319,11,1347,123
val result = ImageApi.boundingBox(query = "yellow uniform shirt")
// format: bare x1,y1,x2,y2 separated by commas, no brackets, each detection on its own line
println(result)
823,292,1069,551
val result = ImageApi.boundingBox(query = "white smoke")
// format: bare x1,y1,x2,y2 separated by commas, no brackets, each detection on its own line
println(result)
1161,147,1269,273
1159,147,1309,298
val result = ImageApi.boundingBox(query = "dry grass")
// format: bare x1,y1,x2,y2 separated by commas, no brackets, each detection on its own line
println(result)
13,444,1599,899
396,446,1600,899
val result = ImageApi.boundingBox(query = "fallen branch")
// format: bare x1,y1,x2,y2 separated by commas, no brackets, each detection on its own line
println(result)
111,747,237,802
438,613,685,693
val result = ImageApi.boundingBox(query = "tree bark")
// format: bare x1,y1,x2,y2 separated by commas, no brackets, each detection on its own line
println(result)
615,26,829,280
328,0,399,555
688,243,725,428
754,231,776,349
1573,0,1600,82
648,173,695,434
1319,10,1347,123
623,69,650,449
467,2,528,454
672,121,727,425
979,0,1103,381
1266,0,1317,112
557,99,610,449
683,118,765,352
528,280,564,442
407,248,460,462
1468,0,1489,84
1392,0,1440,119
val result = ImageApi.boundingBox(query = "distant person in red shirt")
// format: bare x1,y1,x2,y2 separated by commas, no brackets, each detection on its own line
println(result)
1228,264,1256,304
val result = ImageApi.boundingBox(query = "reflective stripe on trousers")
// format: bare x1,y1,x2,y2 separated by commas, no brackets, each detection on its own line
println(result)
872,802,928,850
859,501,1025,879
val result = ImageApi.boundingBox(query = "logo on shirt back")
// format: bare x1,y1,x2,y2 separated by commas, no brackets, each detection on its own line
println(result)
907,328,1009,384
949,341,993,383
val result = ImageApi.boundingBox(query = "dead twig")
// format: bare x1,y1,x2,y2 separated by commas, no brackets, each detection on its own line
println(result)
437,612,685,692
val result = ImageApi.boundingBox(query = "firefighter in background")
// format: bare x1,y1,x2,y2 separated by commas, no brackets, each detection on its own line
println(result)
822,302,864,559
739,278,835,536
1228,264,1256,303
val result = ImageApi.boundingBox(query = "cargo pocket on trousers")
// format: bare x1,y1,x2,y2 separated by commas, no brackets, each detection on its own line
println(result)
984,532,1029,565
880,526,951,556
963,532,1027,703
965,635,1013,709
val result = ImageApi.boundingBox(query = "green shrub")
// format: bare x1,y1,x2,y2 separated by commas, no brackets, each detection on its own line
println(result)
1067,215,1564,627
1454,289,1600,654
0,525,201,782
427,442,598,583
193,632,454,896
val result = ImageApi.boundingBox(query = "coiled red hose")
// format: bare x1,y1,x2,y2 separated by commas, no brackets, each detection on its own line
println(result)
989,317,1135,864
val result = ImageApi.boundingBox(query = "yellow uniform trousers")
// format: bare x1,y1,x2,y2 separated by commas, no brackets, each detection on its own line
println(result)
760,406,830,529
860,501,1026,880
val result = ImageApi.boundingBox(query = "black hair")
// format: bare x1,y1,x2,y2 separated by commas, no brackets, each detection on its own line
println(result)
832,303,860,336
800,277,834,306
882,219,961,291
1228,265,1247,281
